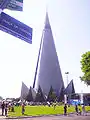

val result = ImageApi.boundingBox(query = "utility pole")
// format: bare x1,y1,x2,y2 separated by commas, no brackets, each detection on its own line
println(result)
65,72,69,86
80,90,83,105
64,72,69,104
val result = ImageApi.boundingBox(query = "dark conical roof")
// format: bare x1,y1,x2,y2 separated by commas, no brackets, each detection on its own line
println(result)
64,80,75,95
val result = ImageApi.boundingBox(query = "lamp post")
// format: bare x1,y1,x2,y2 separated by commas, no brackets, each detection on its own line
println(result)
64,72,69,104
65,72,69,86
80,90,83,105
64,94,67,104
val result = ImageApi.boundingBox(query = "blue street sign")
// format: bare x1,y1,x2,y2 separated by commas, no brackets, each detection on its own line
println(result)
7,0,23,11
0,0,10,10
0,12,32,44
0,0,23,11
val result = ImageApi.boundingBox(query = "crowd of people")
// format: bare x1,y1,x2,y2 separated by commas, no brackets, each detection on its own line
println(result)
64,103,87,116
0,100,88,117
0,101,25,116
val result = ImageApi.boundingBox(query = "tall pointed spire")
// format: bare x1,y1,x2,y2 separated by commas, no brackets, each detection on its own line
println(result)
44,12,51,29
34,12,64,96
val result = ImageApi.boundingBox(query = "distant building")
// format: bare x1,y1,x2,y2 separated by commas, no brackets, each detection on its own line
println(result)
33,13,65,96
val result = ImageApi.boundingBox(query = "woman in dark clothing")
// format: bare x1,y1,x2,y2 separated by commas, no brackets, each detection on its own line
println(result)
64,104,67,115
75,105,78,115
1,101,5,116
5,103,8,116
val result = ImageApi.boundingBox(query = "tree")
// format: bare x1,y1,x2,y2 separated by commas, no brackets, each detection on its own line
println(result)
47,86,57,102
26,87,33,102
80,51,90,85
58,87,64,102
35,85,45,102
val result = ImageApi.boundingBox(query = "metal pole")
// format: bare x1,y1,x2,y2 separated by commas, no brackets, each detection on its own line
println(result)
65,72,69,86
80,90,83,105
64,72,69,104
64,94,67,104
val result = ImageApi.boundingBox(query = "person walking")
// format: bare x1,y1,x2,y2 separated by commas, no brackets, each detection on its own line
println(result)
21,103,25,115
1,101,5,116
64,104,67,115
8,102,11,112
11,103,14,112
5,103,8,117
75,105,78,115
82,104,86,115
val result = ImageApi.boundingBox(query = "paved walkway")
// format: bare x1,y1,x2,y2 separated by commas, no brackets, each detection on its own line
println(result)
0,114,89,120
20,114,90,120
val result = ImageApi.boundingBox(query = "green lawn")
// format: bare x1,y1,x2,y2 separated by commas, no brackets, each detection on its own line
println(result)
8,105,90,117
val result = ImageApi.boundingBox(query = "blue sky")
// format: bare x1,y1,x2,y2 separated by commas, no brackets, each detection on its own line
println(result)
0,0,90,98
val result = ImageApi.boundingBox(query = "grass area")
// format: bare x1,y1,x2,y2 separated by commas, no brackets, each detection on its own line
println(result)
8,105,90,117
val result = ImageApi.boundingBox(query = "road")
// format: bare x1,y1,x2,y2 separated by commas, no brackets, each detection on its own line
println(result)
0,113,90,120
